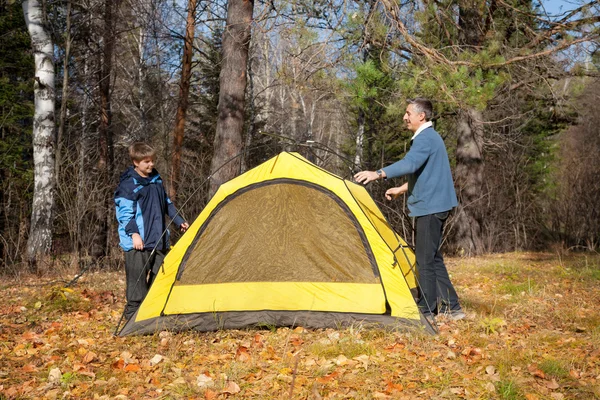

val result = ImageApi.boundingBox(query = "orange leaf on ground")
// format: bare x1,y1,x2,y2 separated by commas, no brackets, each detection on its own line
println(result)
385,342,406,352
236,346,251,362
253,334,264,348
22,364,37,372
527,364,546,379
204,389,218,399
124,363,141,372
316,371,339,383
111,359,124,370
385,380,403,393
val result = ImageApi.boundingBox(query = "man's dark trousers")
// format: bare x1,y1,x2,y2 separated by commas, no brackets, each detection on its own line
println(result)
415,211,460,316
124,250,165,320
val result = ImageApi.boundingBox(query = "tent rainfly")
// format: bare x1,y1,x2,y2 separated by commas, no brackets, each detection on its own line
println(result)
119,152,434,336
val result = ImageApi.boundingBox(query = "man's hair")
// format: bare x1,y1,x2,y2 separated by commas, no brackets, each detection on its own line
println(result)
407,98,434,121
128,142,156,162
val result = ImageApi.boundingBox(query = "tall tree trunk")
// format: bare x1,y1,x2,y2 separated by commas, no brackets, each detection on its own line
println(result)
454,108,484,255
241,51,255,173
452,0,486,255
170,0,197,201
94,0,116,259
208,0,254,198
0,168,4,265
23,0,56,270
55,0,71,181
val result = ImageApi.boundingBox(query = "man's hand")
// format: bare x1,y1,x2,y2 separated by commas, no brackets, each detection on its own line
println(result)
180,222,189,233
132,233,144,250
354,170,383,185
385,183,408,200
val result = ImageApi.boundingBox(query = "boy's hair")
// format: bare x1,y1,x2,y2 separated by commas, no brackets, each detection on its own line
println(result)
128,142,156,162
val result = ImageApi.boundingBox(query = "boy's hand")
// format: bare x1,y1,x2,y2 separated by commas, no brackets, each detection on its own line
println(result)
132,233,144,250
180,222,189,233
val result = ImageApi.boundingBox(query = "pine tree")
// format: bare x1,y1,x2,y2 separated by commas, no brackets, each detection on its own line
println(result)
0,0,35,267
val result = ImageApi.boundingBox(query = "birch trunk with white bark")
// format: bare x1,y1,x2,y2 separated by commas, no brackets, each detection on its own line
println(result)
23,0,56,268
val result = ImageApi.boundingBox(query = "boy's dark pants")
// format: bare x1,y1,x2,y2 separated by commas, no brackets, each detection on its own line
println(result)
415,211,461,316
124,250,165,321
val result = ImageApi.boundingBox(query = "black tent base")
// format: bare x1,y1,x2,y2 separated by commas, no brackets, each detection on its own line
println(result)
118,310,436,336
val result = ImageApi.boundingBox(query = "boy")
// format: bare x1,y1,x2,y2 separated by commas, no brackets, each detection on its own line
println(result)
114,143,189,321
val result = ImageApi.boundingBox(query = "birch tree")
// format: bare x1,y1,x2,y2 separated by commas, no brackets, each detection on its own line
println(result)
23,0,56,268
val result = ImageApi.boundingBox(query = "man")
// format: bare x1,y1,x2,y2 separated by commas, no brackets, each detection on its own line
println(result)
354,97,465,321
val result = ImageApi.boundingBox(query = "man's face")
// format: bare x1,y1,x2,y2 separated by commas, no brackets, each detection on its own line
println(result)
403,104,426,133
134,157,154,177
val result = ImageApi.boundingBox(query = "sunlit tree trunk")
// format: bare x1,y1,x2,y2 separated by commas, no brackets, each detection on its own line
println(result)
209,0,254,198
170,0,197,201
23,0,56,270
454,108,485,255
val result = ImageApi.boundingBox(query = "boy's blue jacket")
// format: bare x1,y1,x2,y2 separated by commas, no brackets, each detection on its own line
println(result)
114,167,185,251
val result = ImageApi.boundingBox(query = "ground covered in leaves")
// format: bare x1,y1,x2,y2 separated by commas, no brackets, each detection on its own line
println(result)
1,252,599,399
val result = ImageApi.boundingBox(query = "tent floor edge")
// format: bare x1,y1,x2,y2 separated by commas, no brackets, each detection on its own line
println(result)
118,310,434,336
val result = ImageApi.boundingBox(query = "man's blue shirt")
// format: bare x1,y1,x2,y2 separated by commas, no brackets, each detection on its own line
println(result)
381,126,458,217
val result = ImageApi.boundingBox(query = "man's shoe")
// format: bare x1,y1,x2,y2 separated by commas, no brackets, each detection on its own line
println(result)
448,310,466,321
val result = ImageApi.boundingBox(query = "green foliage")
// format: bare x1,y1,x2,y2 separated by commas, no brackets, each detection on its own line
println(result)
495,379,523,400
478,317,507,335
0,1,34,178
538,358,570,379
309,336,375,359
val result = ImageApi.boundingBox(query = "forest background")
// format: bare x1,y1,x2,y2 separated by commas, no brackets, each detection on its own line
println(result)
0,0,599,274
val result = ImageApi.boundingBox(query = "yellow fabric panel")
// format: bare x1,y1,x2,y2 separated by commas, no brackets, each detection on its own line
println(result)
178,182,379,285
163,282,387,315
345,182,417,288
134,152,420,323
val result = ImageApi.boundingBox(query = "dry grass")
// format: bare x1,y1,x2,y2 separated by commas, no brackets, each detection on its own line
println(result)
0,252,599,399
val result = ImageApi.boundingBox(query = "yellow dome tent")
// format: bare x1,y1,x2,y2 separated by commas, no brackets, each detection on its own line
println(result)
119,152,433,336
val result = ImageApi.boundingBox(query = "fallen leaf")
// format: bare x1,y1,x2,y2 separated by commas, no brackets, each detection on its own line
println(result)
22,364,37,373
222,381,240,394
83,351,96,363
527,364,546,379
316,371,339,383
149,354,164,366
48,368,61,383
385,380,403,393
197,374,214,388
353,354,369,370
204,389,218,399
372,392,391,399
525,394,539,400
124,364,141,372
546,379,559,389
486,365,496,375
253,334,264,348
236,346,251,362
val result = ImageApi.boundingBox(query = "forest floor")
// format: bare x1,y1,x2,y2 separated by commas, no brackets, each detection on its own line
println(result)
0,252,599,399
